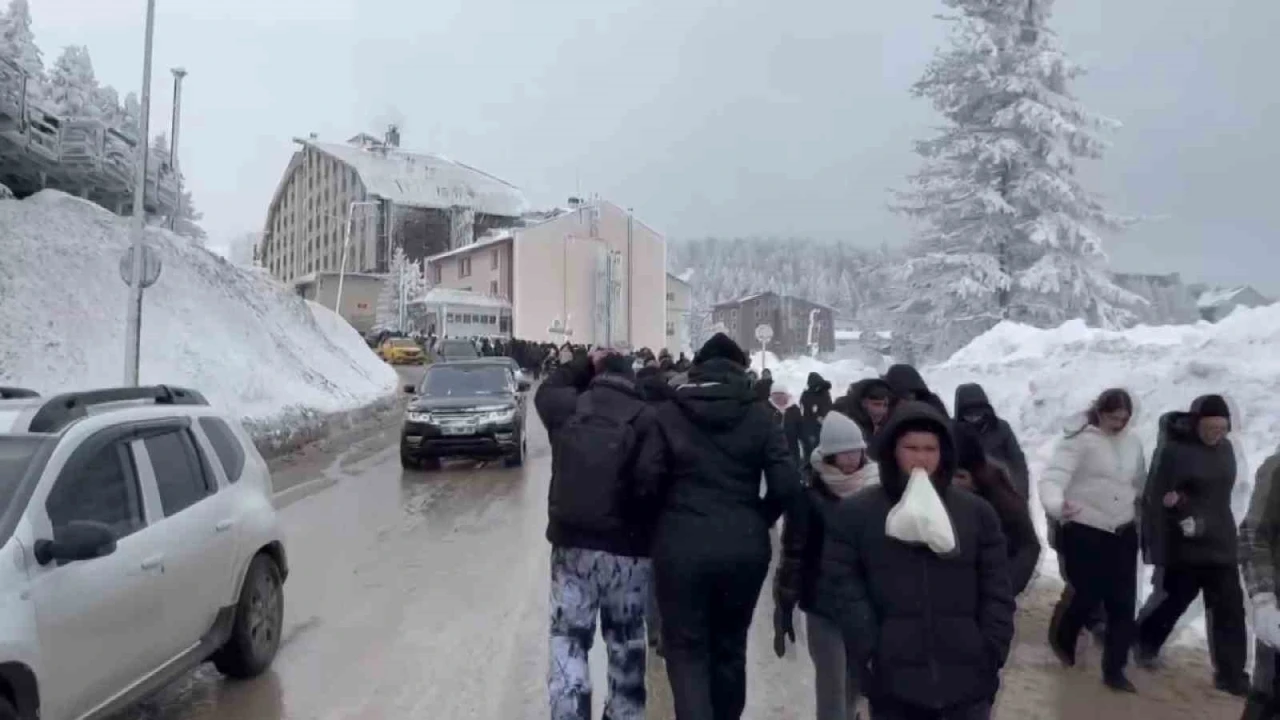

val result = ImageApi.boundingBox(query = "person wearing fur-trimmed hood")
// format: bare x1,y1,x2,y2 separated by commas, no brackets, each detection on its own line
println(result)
774,411,880,720
814,402,1014,719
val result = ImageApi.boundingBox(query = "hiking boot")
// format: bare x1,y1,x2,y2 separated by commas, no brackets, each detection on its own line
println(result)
1214,675,1251,698
1132,642,1160,670
1104,673,1137,694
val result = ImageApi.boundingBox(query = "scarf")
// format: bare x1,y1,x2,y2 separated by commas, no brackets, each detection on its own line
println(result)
810,449,879,498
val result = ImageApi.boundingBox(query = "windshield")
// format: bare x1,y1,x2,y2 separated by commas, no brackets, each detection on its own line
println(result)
439,341,478,358
420,366,511,397
0,436,45,520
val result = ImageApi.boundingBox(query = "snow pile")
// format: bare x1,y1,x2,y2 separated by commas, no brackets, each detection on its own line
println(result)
0,191,398,431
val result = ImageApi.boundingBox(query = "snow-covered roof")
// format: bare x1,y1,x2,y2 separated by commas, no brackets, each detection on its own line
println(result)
424,230,515,264
297,138,528,218
713,292,775,308
666,271,691,289
410,287,511,310
290,270,386,287
1195,286,1268,310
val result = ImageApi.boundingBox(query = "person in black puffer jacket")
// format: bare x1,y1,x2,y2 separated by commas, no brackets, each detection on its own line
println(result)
641,333,805,720
954,423,1041,597
774,411,880,720
953,383,1031,502
882,364,949,419
800,372,834,458
815,402,1014,719
1136,394,1250,696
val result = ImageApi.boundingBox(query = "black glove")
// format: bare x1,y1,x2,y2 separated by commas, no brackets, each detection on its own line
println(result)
773,603,796,658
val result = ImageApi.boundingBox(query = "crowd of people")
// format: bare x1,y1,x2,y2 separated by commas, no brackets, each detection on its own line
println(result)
528,331,1280,720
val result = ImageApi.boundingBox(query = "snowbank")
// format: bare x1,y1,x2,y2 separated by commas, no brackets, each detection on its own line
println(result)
0,191,398,437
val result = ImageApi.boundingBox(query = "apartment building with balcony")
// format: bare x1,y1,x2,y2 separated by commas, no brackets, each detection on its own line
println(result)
423,200,667,350
257,128,527,324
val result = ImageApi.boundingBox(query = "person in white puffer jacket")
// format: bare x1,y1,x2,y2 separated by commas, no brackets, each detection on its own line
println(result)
1039,388,1147,694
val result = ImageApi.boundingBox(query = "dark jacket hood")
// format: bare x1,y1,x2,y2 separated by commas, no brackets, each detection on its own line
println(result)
590,372,640,399
883,364,929,396
873,401,956,502
953,383,994,417
1160,401,1233,447
674,357,757,430
806,372,832,393
1190,393,1233,432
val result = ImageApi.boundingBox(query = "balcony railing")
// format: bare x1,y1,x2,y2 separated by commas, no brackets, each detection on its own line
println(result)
0,56,180,217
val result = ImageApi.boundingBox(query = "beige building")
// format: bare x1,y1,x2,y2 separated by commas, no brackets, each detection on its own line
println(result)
425,200,667,350
293,271,384,333
665,272,692,355
257,127,526,327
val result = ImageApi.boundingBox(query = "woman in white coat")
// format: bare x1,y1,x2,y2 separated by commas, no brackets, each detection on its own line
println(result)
1040,388,1147,694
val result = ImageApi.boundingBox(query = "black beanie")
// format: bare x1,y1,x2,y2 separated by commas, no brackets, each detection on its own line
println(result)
695,332,748,367
1195,394,1231,420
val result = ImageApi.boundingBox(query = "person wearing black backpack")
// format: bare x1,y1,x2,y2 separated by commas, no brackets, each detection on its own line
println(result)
534,348,664,720
638,332,805,720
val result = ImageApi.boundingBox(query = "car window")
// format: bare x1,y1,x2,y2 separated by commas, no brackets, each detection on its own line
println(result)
421,365,511,396
199,417,245,483
144,430,214,517
390,338,417,348
46,441,144,539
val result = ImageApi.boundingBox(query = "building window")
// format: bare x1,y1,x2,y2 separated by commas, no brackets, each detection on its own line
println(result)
432,264,442,284
459,257,472,278
490,280,498,296
666,292,674,302
491,249,499,270
666,321,675,337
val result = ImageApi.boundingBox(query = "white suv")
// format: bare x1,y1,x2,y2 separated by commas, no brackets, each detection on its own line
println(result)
0,385,288,720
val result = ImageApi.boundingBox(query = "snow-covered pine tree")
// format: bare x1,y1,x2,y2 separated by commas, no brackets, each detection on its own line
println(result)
172,188,206,242
92,83,121,126
121,91,141,137
374,247,426,331
894,0,1143,356
47,45,99,117
0,0,44,100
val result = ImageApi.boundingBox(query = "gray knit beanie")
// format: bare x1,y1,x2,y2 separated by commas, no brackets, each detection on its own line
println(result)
816,411,866,456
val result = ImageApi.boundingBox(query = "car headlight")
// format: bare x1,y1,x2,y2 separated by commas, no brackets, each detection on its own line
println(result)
406,411,432,423
481,407,517,424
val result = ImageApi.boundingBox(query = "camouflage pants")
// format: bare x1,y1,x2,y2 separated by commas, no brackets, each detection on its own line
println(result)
549,546,651,720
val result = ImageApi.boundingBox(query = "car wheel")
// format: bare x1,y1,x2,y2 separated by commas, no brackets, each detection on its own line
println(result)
504,435,526,468
0,696,17,720
400,448,419,470
213,553,284,679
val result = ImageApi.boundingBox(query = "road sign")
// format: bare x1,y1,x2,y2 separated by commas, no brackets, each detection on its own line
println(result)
118,244,162,289
755,324,774,344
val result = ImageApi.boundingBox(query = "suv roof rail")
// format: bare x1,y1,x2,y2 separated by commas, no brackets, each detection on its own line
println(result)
27,385,209,434
0,387,40,399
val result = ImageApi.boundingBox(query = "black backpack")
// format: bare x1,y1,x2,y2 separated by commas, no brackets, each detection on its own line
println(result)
549,392,643,533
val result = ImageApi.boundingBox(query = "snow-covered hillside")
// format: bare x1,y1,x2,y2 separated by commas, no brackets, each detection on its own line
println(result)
0,191,397,429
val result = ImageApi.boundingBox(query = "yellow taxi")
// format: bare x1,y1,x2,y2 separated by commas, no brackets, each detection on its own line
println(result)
378,337,424,365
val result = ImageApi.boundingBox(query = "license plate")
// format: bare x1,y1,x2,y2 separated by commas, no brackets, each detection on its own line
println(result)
441,424,476,436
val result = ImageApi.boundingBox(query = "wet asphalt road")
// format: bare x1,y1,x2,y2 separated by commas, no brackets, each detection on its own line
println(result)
107,366,1245,720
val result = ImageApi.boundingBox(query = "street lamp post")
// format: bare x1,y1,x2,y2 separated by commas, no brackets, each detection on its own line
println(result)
167,67,187,231
123,0,158,386
334,200,380,314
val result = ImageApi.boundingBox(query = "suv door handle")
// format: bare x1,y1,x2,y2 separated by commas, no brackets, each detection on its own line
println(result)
140,555,165,571
215,519,234,533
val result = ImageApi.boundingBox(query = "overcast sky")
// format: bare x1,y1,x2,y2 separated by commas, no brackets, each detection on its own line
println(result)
29,0,1280,291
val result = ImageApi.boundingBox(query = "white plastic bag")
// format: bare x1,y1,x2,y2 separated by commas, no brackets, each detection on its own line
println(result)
885,467,956,555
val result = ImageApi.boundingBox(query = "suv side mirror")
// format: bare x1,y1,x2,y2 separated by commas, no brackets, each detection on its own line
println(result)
403,384,417,395
34,520,118,566
517,379,531,392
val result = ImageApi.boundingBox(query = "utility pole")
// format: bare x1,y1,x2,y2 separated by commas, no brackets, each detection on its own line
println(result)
167,67,187,231
123,0,157,386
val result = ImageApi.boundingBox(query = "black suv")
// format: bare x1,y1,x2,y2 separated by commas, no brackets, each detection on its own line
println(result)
400,360,529,470
433,338,480,363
